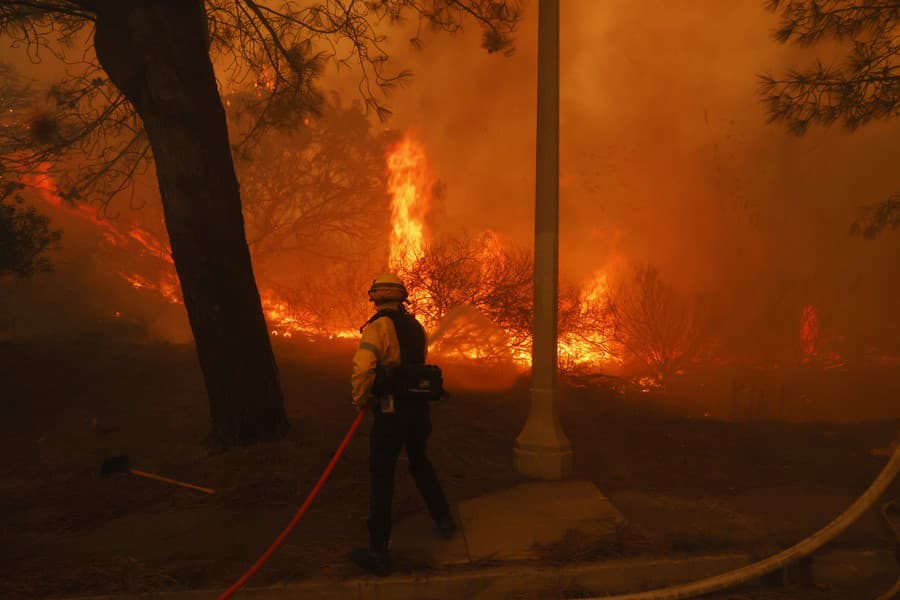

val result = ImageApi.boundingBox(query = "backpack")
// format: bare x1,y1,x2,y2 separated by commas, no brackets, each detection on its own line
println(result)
365,308,445,402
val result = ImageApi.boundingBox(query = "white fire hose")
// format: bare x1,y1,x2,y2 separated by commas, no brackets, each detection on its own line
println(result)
583,434,900,600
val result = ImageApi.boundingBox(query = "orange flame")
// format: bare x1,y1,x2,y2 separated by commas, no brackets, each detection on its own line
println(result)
387,136,432,274
382,136,618,370
26,140,624,371
21,164,342,337
558,271,618,369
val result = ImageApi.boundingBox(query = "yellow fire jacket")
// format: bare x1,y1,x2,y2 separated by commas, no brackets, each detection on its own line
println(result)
351,305,428,408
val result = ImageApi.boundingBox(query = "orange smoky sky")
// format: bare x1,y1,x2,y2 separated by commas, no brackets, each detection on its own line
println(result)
322,0,900,348
3,1,899,349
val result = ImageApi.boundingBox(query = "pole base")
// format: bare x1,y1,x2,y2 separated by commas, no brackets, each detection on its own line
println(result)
513,441,573,480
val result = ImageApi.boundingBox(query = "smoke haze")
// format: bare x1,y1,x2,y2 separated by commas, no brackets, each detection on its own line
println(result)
4,1,899,356
321,0,900,354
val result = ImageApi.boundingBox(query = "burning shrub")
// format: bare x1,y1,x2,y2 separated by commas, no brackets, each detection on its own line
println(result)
558,276,619,373
611,265,700,383
264,258,382,337
398,230,534,355
396,230,621,370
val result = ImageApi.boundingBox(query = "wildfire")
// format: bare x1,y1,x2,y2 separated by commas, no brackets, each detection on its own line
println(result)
20,135,898,386
558,271,619,369
24,136,623,372
22,164,125,240
117,271,181,304
382,136,618,371
800,304,818,360
386,136,431,275
260,289,356,340
636,375,661,392
21,164,355,338
22,163,180,295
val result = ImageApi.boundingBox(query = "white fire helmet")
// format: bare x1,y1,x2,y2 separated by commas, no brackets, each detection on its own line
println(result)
368,273,409,304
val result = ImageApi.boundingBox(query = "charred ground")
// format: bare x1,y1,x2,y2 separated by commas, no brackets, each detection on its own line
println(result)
1,334,897,599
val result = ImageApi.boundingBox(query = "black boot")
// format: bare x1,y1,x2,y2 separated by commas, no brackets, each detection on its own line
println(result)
351,543,392,577
436,513,456,540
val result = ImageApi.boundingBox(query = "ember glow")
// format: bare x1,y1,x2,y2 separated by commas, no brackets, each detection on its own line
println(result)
800,304,819,360
558,272,619,368
22,163,180,299
117,271,181,305
22,164,348,339
24,138,650,375
19,129,893,393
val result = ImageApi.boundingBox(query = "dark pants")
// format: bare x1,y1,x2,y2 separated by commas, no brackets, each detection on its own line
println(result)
368,399,450,549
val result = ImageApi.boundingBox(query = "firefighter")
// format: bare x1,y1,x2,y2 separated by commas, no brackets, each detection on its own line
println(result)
350,273,455,577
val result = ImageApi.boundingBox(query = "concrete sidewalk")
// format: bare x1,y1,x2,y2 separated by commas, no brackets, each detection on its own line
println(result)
61,553,755,600
57,549,898,600
390,480,625,566
57,481,899,600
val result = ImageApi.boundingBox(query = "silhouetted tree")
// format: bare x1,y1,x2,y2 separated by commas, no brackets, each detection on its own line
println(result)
0,193,61,280
851,192,900,238
612,265,698,383
0,64,61,280
0,1,520,448
761,0,898,237
235,94,396,268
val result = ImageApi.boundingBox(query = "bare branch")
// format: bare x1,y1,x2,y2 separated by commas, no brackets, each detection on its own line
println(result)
762,1,899,133
851,192,900,238
235,96,394,265
611,265,699,383
1,0,521,212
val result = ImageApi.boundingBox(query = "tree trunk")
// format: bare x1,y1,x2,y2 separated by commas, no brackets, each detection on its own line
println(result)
93,0,288,448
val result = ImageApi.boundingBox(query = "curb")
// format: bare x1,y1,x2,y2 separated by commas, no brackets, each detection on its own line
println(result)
55,548,898,600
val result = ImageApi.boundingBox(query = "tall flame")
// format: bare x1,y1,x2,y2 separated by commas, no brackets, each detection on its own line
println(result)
381,136,617,370
24,137,622,371
19,138,888,380
387,136,431,274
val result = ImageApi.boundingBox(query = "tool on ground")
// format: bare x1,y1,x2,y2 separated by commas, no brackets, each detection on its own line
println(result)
100,455,216,495
217,410,365,600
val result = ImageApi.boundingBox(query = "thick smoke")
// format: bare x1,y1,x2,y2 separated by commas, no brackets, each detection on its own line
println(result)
320,0,900,357
5,1,900,358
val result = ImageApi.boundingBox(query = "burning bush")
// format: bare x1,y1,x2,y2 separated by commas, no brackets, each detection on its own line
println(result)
264,258,384,338
394,229,623,370
611,265,700,383
398,230,533,354
558,275,619,373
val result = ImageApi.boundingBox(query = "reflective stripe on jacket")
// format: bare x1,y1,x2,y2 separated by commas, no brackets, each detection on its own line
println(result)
351,306,428,406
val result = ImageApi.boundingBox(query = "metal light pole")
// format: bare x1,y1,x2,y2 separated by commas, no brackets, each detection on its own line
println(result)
513,0,573,480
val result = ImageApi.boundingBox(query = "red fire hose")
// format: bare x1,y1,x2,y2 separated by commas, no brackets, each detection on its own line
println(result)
217,410,365,600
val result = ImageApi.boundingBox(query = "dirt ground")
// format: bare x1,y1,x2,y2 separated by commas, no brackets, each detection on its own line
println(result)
1,335,898,599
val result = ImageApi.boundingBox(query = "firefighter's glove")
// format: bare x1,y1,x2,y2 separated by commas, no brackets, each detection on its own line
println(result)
354,394,373,412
